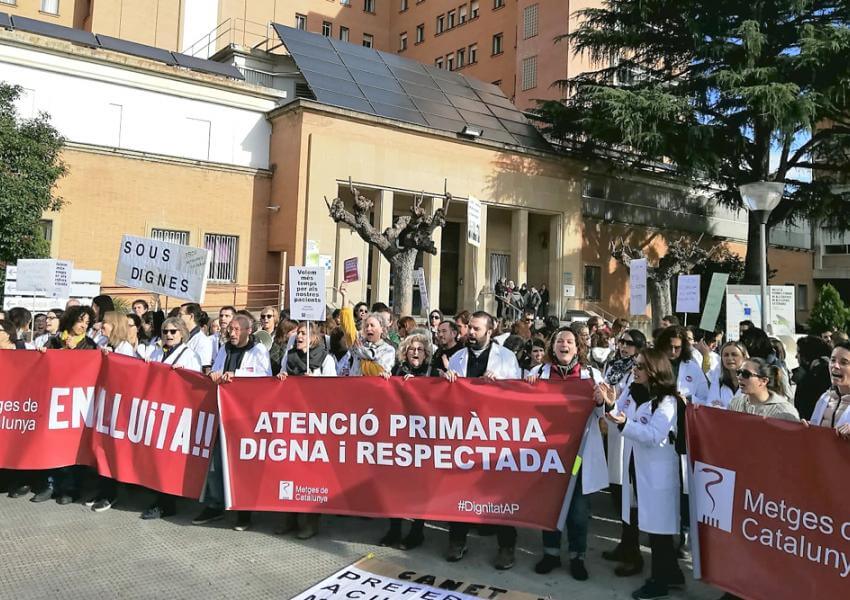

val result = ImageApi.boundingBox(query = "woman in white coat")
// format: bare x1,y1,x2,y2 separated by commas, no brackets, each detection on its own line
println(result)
526,327,607,581
807,342,850,440
276,322,336,539
599,329,647,519
604,348,685,600
706,342,748,409
142,317,203,519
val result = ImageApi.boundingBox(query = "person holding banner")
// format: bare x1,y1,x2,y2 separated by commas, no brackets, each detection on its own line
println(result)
179,303,214,373
273,323,337,539
604,349,685,600
706,342,749,409
728,358,799,422
526,327,607,581
32,308,62,349
377,331,437,550
445,311,522,570
807,341,850,439
139,317,203,519
0,320,17,350
346,313,396,376
100,312,137,358
199,315,272,531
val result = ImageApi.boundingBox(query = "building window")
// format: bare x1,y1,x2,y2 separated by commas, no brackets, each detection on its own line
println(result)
399,32,408,51
295,14,307,30
339,26,350,42
447,10,456,28
459,4,468,23
151,228,190,245
471,0,479,19
446,53,454,71
322,21,332,37
39,219,53,243
364,0,375,13
824,244,850,254
583,178,607,199
435,57,444,69
468,43,478,64
400,0,408,10
40,0,59,14
523,4,539,39
363,33,374,48
584,266,601,301
1,0,18,5
494,0,505,8
205,234,238,283
521,55,538,90
436,14,445,34
340,0,350,5
416,24,425,43
492,33,503,55
456,48,465,68
796,284,808,309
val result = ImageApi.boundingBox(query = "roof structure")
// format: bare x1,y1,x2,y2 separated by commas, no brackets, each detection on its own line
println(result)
1,13,244,80
272,24,550,152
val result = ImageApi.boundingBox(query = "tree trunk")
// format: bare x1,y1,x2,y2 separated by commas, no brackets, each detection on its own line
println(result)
390,249,418,317
649,277,672,329
743,211,764,285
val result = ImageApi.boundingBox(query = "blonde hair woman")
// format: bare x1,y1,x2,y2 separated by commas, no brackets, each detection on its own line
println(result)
101,311,135,357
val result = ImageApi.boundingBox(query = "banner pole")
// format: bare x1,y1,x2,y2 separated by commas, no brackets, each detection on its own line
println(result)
306,320,310,374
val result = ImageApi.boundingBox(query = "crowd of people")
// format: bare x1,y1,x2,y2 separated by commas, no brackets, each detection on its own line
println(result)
1,290,849,600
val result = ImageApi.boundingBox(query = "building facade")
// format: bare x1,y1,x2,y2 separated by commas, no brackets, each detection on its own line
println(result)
0,16,821,327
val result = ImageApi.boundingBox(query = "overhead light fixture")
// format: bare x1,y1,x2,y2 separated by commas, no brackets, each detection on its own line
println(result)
459,125,483,139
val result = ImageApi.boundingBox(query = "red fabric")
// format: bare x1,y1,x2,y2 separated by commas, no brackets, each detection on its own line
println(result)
686,406,850,600
0,350,217,498
218,376,595,530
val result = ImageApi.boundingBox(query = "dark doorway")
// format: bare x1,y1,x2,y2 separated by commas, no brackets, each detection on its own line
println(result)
439,222,460,314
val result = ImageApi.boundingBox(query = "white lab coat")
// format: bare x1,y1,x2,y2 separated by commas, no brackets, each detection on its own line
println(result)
187,330,214,367
607,371,634,485
212,343,272,377
448,342,521,379
149,344,203,372
111,340,137,358
620,393,680,535
676,358,709,404
531,363,608,494
706,370,736,409
810,391,850,428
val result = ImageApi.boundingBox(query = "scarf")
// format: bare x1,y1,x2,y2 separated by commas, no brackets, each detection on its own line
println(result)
605,355,635,386
551,356,580,379
350,340,390,376
286,344,329,375
59,331,86,349
394,361,432,377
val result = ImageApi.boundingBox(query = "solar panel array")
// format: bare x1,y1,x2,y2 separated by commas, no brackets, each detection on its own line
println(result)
2,14,243,80
273,24,549,152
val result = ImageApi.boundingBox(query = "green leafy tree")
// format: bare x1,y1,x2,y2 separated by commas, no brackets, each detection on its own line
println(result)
809,283,849,333
0,82,66,296
535,1,850,283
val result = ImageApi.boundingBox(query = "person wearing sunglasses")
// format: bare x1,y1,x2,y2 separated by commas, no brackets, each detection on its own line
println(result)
142,317,203,520
527,327,606,582
728,358,798,422
604,349,685,600
428,309,443,343
807,341,850,441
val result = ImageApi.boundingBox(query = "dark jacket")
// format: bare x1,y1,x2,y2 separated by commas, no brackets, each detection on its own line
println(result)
793,358,832,421
45,335,99,350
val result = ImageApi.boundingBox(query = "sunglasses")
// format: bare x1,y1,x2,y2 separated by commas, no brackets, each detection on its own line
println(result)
430,315,441,320
162,329,179,335
736,368,763,380
260,314,275,319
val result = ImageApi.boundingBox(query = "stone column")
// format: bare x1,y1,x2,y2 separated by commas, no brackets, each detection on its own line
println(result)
463,202,488,311
511,209,529,286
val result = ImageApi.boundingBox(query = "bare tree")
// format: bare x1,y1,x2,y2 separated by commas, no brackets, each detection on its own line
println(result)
610,236,713,328
326,182,450,316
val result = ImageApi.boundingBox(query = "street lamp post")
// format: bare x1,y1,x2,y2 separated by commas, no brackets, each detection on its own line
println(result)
739,182,786,330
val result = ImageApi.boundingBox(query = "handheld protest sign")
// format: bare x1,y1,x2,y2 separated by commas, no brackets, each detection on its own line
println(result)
115,235,211,303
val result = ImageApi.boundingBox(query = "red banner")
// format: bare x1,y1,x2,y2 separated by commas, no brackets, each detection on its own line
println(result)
687,406,850,600
0,350,217,498
218,377,595,530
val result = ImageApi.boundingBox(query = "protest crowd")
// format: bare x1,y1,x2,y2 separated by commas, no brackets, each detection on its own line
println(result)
1,282,849,600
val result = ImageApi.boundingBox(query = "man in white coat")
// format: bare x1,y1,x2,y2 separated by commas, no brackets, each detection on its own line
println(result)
445,311,521,570
194,315,271,530
179,302,214,374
